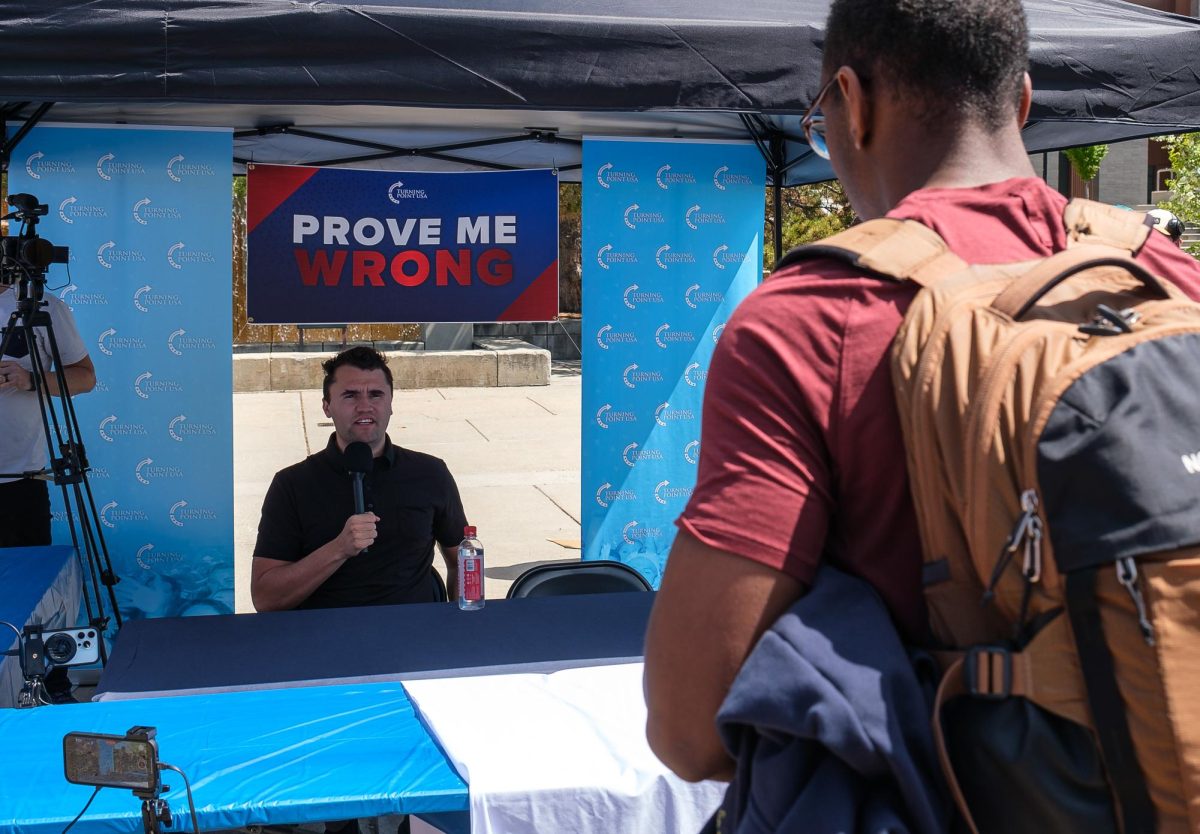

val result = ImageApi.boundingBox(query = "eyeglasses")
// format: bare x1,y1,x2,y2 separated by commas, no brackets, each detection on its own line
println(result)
801,75,838,160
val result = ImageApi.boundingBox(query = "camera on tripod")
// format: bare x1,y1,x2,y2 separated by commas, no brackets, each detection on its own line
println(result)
1,193,69,287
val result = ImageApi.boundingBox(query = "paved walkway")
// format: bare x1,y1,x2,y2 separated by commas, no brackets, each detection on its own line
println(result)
232,363,583,613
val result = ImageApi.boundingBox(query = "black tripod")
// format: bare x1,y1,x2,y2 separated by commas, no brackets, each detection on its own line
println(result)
0,194,122,659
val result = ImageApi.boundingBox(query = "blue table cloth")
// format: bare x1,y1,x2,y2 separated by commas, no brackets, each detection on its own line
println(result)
0,681,467,834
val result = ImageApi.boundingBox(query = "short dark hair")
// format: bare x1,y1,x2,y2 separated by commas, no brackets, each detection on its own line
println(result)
322,346,393,401
823,0,1028,129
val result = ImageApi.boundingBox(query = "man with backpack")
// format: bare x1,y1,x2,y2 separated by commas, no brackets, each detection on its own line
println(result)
644,0,1200,831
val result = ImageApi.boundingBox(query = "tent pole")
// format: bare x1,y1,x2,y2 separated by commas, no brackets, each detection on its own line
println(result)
772,179,784,266
770,134,785,265
1,101,53,173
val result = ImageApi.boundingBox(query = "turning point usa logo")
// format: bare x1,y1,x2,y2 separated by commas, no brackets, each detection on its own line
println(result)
596,162,639,188
595,324,637,350
167,242,217,269
622,442,665,467
655,245,696,270
654,323,696,349
97,328,146,356
654,480,694,505
387,180,429,202
594,483,637,508
98,414,148,442
96,153,146,180
623,363,664,389
685,204,726,229
58,196,108,224
623,520,664,544
169,500,219,527
712,244,749,269
685,284,724,308
596,244,638,269
166,154,216,182
623,284,665,310
134,457,185,485
133,285,183,313
99,501,149,530
595,404,638,429
168,329,218,355
656,165,696,190
96,241,147,269
133,197,183,225
25,151,75,179
59,284,108,307
654,402,696,427
713,166,755,190
134,371,184,400
168,414,218,442
623,203,665,230
135,543,185,570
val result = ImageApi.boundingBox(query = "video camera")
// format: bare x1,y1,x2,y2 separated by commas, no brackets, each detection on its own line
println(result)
1,193,69,287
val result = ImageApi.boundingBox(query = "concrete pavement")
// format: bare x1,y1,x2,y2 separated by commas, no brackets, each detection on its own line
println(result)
232,363,583,612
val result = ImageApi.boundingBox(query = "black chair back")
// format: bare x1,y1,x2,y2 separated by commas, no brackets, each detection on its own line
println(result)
505,559,652,599
431,569,449,602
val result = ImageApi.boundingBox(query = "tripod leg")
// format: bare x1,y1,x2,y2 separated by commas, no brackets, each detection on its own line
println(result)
4,298,122,647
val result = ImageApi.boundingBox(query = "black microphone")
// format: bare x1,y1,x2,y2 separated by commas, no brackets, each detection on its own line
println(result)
344,441,374,553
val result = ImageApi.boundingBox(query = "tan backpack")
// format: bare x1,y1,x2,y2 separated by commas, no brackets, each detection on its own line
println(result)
781,200,1200,833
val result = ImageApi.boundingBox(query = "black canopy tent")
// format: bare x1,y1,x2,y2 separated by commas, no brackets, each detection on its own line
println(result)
2,0,1199,257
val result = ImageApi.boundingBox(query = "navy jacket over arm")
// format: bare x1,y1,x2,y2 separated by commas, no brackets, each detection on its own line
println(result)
709,566,949,834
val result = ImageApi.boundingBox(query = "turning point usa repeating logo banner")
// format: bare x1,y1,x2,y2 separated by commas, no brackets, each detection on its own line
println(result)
580,137,764,587
8,122,234,627
247,164,559,324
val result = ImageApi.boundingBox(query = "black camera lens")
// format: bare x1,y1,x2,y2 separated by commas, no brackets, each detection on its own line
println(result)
44,632,77,665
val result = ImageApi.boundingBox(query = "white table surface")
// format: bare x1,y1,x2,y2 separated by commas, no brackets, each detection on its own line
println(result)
404,662,726,834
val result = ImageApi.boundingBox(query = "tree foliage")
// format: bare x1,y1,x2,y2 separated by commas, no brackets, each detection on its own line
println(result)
1063,144,1108,199
1064,144,1109,183
764,181,855,269
1161,133,1200,256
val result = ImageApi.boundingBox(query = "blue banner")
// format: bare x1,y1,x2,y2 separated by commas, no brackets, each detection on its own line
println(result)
247,164,559,324
8,124,234,624
581,139,764,586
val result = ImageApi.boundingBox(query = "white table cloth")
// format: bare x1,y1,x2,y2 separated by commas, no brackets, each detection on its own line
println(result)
404,662,726,834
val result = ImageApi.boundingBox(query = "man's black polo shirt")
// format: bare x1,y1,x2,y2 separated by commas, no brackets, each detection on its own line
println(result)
254,434,468,608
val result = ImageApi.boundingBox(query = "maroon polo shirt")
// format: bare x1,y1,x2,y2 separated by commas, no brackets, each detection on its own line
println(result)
678,177,1200,642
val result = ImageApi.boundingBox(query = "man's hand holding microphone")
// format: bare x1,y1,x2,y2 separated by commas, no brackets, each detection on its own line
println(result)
342,441,376,558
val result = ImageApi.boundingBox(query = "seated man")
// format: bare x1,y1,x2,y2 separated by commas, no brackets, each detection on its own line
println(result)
251,346,467,611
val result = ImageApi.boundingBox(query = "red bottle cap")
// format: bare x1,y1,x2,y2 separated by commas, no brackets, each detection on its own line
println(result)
464,525,476,537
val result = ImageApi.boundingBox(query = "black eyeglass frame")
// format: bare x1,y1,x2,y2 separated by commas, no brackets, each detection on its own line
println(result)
801,74,839,161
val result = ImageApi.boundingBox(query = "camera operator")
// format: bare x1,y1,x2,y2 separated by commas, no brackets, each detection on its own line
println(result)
0,279,96,548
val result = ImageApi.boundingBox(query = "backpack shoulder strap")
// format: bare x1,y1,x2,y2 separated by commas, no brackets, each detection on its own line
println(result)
1063,198,1152,253
774,218,967,288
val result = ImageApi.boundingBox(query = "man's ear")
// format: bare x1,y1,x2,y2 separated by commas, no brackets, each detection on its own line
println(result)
322,398,331,418
837,66,871,151
1017,72,1033,128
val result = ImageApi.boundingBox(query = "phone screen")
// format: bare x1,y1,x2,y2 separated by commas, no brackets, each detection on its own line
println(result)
63,732,157,791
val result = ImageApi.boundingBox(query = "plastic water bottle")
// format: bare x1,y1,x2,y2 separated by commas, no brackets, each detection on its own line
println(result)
458,525,485,610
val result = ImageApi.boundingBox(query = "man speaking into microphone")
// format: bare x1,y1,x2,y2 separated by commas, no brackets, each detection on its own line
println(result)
251,346,469,611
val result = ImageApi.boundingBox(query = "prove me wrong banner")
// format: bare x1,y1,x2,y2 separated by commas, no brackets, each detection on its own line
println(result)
247,164,559,323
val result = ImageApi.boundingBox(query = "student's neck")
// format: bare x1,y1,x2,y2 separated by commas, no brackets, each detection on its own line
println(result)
879,121,1036,208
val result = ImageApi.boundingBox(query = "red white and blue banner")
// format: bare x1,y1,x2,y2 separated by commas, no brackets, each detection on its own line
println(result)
580,138,764,587
247,164,559,324
7,123,234,623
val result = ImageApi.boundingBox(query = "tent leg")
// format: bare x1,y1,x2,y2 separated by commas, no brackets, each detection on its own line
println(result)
1,102,54,173
770,134,785,266
772,179,783,266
